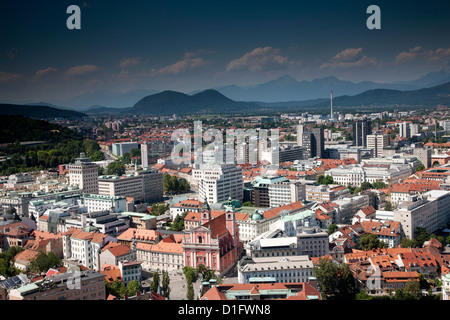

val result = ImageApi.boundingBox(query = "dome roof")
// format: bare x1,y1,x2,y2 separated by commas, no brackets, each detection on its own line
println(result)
251,210,263,221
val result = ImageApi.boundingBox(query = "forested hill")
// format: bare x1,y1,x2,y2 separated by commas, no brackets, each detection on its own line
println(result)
0,115,104,176
0,115,82,144
0,103,86,119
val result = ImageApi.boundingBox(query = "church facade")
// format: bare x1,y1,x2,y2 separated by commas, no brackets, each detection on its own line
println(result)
182,199,240,275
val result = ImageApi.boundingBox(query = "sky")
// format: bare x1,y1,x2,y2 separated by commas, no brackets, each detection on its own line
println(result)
1,0,450,104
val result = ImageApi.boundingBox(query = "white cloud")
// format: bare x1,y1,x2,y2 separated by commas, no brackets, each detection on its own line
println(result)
149,57,209,76
66,64,100,76
119,57,143,68
0,71,21,83
396,46,450,64
226,47,291,72
33,67,58,81
320,48,377,69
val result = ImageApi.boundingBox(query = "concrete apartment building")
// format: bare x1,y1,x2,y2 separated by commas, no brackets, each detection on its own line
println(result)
98,169,163,203
69,154,99,194
366,134,389,157
238,255,314,284
268,180,306,208
296,226,329,258
393,196,439,239
325,163,412,187
111,142,139,157
193,163,244,204
9,269,106,300
306,184,350,203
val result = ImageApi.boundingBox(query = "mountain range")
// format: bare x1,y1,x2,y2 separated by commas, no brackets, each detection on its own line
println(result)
26,68,450,111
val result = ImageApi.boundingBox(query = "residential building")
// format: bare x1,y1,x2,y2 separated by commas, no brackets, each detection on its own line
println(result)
100,242,136,267
393,196,439,239
112,142,139,157
9,269,106,300
238,255,314,284
62,227,113,271
296,226,329,258
366,134,389,157
136,235,184,271
201,282,321,300
306,184,350,203
193,163,244,204
268,180,306,208
68,154,99,194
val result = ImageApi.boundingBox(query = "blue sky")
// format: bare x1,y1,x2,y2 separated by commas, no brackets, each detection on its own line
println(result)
1,0,450,103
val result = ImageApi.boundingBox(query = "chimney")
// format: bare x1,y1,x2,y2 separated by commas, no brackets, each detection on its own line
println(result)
330,90,333,120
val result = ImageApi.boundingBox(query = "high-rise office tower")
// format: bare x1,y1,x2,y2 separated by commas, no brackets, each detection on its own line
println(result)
352,120,372,147
296,124,304,147
366,134,389,157
69,153,99,194
312,127,324,159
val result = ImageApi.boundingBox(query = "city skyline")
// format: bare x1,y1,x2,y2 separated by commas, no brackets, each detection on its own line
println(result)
1,0,450,104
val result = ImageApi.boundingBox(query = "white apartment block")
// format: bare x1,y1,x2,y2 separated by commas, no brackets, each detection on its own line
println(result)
325,164,412,187
393,196,439,239
366,134,389,158
62,228,113,271
296,226,329,258
79,194,127,213
99,174,144,202
270,209,317,237
69,155,99,194
237,210,280,244
238,255,314,284
268,181,306,208
193,163,243,204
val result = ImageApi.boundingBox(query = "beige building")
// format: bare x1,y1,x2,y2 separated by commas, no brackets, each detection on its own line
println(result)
9,269,106,300
366,134,389,157
136,237,184,271
69,154,99,194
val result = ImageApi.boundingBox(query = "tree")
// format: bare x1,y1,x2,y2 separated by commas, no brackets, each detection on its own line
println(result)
384,201,393,211
327,223,338,235
416,164,425,172
108,279,127,299
360,182,373,191
183,266,196,284
170,211,188,231
161,270,171,299
186,281,195,300
318,175,334,185
105,161,126,176
359,234,387,251
29,252,61,274
415,227,431,247
372,181,387,189
401,237,418,248
127,279,141,297
313,257,356,300
150,271,160,293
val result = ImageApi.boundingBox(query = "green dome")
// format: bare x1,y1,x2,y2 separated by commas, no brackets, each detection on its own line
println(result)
251,210,263,221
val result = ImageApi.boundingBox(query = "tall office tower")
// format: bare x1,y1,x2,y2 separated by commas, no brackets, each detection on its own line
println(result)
366,134,389,157
312,127,325,158
69,153,99,194
399,122,410,138
301,132,313,159
352,120,372,147
141,140,166,168
410,123,420,136
193,163,244,203
413,148,432,169
296,124,304,147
